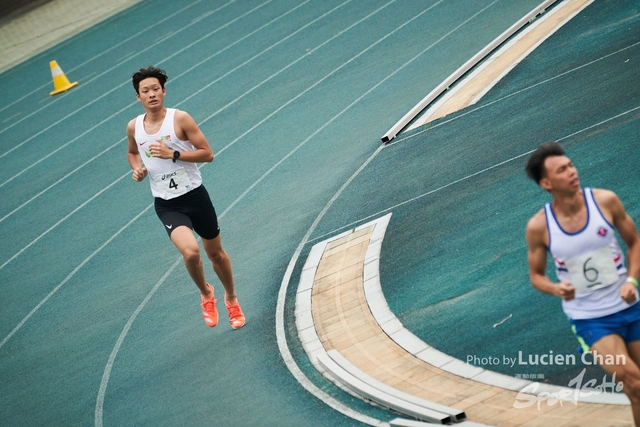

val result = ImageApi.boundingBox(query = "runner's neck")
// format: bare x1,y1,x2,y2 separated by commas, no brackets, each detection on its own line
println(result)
552,189,586,220
143,108,167,134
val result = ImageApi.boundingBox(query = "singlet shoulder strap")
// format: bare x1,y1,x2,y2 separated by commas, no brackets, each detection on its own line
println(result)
543,202,559,230
134,113,145,126
543,203,557,251
584,187,598,220
134,113,146,137
163,108,176,131
585,187,615,229
584,187,593,199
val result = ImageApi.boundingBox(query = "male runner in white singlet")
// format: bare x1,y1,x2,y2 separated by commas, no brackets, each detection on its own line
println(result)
526,142,640,424
126,66,245,330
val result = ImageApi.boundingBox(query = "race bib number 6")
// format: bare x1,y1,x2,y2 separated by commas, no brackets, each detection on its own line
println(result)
152,167,193,198
564,245,620,294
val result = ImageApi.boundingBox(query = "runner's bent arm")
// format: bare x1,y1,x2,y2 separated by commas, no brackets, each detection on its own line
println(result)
526,212,575,300
126,119,147,182
596,189,640,302
600,190,640,280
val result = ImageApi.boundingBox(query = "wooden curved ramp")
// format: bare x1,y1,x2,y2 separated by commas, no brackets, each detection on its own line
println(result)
295,214,632,427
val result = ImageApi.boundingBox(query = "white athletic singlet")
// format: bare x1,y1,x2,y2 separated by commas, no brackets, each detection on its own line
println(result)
134,108,202,200
545,187,633,320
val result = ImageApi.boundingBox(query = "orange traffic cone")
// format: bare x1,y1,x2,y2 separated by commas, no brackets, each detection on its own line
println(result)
49,60,78,96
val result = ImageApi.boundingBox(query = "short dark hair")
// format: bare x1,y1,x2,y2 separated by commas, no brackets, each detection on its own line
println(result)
132,66,168,94
525,141,566,184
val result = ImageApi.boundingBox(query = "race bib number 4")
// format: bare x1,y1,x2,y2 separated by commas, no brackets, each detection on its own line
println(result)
152,167,193,198
564,245,620,294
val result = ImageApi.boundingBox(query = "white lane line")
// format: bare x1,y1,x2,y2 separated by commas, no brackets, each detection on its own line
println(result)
0,171,130,271
276,144,386,427
216,0,445,218
94,255,183,427
555,105,640,142
0,0,207,115
0,104,133,191
171,0,351,106
205,0,448,156
0,142,126,226
271,3,503,417
0,137,126,225
155,0,274,66
156,30,178,44
0,0,240,150
0,203,152,350
191,9,216,24
2,112,20,123
215,0,505,160
116,52,138,62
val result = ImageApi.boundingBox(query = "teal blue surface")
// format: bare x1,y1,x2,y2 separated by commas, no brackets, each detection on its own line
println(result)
0,0,613,425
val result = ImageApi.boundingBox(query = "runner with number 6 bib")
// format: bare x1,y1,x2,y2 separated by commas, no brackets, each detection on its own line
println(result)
525,142,640,425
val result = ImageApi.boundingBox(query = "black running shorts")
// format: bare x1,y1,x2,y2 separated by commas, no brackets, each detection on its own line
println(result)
154,185,220,240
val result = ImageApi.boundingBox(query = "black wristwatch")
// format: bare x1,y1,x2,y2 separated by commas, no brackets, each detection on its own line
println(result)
172,150,180,163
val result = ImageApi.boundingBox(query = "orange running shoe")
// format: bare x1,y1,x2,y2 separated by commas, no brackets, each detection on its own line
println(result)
200,283,218,328
224,297,245,329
